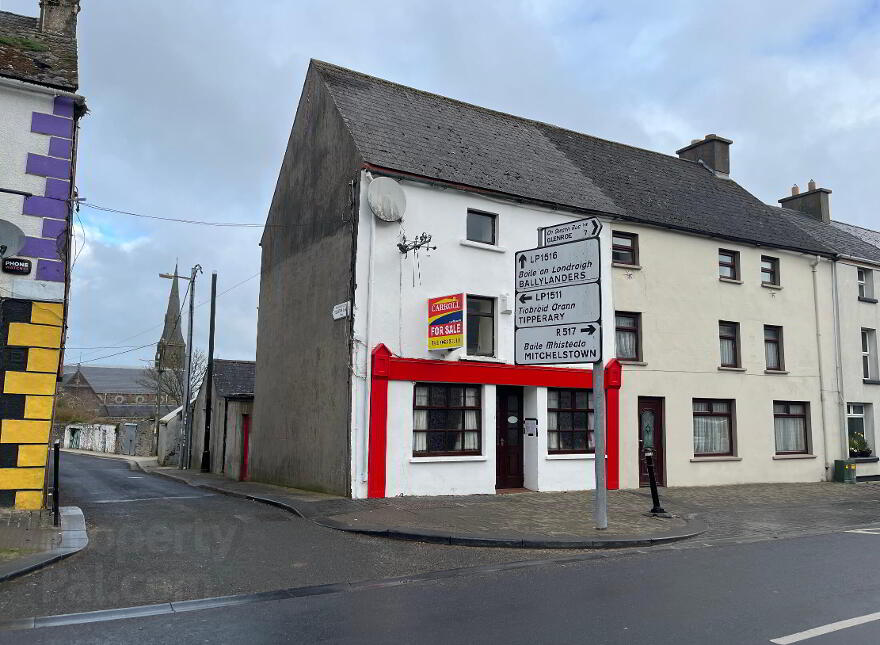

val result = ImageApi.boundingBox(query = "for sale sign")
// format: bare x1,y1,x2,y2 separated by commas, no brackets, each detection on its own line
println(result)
428,293,464,350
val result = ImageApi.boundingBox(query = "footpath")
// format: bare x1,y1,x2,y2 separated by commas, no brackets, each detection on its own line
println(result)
0,507,87,582
139,461,880,549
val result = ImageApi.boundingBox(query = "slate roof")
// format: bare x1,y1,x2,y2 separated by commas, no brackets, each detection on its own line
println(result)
213,359,255,398
105,404,175,420
62,365,153,395
831,221,880,256
0,10,78,91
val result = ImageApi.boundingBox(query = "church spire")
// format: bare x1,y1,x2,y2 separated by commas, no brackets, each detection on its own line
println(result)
156,264,186,370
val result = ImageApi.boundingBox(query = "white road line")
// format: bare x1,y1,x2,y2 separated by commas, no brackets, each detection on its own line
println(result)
770,611,880,644
844,528,880,535
91,495,213,504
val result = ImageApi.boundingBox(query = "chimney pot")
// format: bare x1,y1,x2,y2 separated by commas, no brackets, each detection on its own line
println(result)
676,134,733,176
778,182,832,224
808,179,817,191
791,184,799,196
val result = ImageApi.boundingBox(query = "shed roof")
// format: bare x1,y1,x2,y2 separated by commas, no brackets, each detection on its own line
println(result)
213,359,255,399
0,10,78,91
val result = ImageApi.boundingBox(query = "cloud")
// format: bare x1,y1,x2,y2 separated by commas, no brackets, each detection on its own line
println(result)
3,0,877,366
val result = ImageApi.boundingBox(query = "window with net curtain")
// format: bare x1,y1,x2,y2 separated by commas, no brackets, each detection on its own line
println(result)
719,321,739,367
413,384,481,455
547,389,594,453
693,399,733,456
773,402,809,454
615,312,640,361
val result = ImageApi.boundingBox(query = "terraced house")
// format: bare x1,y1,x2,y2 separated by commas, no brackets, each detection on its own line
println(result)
254,60,879,498
0,0,84,509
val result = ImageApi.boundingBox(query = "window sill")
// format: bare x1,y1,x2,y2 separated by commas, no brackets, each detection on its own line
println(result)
546,453,595,461
459,355,506,364
718,366,746,372
612,262,641,270
854,456,880,463
410,455,487,463
772,454,816,460
764,369,789,375
690,456,742,462
459,239,507,253
859,296,879,304
761,283,783,290
863,379,880,385
619,360,647,366
719,277,743,285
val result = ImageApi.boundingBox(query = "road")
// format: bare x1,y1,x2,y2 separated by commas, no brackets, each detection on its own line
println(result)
4,453,880,643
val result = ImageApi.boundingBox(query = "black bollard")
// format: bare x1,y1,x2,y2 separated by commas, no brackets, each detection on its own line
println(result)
52,442,60,526
645,451,665,515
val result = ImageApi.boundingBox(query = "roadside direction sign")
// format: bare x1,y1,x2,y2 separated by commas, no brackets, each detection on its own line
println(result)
515,238,599,293
515,283,599,329
514,323,601,365
541,217,602,245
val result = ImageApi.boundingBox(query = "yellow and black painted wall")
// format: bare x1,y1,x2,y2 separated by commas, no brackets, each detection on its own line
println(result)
0,298,63,510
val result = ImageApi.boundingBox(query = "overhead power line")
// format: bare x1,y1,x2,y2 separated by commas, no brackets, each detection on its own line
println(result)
80,203,275,228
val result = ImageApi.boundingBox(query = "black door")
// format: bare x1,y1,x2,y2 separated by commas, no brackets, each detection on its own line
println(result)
638,397,665,487
496,387,524,489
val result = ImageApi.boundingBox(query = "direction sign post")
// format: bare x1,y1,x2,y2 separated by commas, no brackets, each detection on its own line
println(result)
515,215,608,530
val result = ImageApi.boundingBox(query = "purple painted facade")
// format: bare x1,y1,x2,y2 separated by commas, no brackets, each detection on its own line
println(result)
41,219,67,239
19,237,60,260
31,112,73,138
45,178,71,200
26,153,70,180
53,96,75,119
23,195,67,219
35,259,65,282
48,137,72,159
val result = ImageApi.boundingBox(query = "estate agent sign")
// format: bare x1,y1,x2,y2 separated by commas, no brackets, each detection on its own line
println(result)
428,293,464,350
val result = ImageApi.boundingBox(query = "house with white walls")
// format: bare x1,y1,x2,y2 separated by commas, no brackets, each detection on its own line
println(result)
253,60,875,498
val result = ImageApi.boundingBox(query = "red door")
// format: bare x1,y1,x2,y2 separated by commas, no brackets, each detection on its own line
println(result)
496,387,524,489
240,414,250,482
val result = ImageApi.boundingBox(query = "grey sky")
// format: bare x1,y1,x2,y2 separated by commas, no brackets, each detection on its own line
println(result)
3,0,878,367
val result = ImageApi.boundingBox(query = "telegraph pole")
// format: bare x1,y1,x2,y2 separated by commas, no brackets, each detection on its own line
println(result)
179,264,201,468
200,271,217,473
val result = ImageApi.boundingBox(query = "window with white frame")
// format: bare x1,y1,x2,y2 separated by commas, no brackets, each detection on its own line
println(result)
858,268,875,300
773,401,810,455
862,328,878,380
413,384,481,456
847,403,874,457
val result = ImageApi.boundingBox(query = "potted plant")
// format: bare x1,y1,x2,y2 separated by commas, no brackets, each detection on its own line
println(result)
849,432,873,458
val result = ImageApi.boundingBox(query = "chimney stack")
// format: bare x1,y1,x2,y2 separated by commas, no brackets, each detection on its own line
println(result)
778,179,831,223
39,0,80,38
676,134,733,176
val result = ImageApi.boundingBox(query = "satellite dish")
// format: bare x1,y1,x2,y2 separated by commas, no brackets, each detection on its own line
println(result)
0,219,25,258
367,177,406,222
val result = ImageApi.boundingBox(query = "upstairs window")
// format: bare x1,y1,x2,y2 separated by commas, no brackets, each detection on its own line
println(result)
466,296,495,356
863,328,878,380
615,312,641,361
764,325,784,371
719,321,740,368
413,384,481,456
761,256,780,286
858,268,875,300
466,210,496,245
612,232,638,265
719,249,740,280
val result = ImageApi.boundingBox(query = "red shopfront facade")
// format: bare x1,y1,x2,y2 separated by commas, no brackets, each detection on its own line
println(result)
366,344,621,498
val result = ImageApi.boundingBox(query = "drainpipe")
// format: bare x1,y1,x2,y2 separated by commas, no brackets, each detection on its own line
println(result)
360,173,376,488
831,259,848,464
810,256,832,475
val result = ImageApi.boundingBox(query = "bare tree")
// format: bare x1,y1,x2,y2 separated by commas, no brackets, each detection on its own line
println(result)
138,348,208,409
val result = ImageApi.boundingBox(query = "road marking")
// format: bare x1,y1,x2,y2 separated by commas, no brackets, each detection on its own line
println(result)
127,476,144,479
770,611,880,643
90,495,213,504
844,528,880,535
